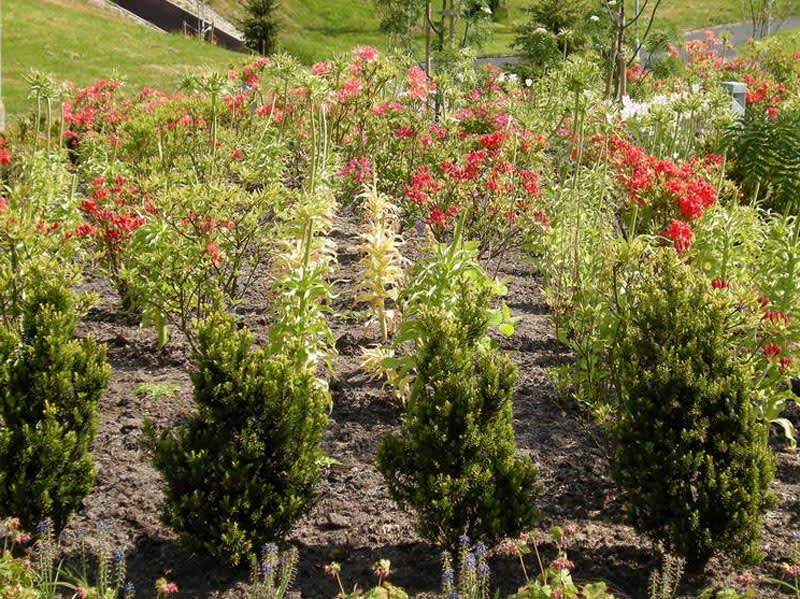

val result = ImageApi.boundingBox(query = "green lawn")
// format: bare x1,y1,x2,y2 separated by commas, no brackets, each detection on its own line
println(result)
3,0,243,119
4,0,798,121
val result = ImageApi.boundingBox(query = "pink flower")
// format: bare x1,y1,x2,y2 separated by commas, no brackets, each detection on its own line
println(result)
354,46,378,63
312,61,332,76
407,65,436,100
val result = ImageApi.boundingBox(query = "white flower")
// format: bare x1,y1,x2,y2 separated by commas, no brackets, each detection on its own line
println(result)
507,73,518,83
590,15,600,22
481,5,492,14
607,0,616,5
456,73,465,82
525,78,533,87
534,27,548,34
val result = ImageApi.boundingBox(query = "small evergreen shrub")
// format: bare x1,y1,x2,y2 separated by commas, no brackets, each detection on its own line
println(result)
149,312,329,565
610,249,775,572
377,284,539,549
0,285,110,532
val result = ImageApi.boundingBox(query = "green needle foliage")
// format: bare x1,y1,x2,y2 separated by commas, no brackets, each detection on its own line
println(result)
610,249,775,573
0,285,110,532
377,282,539,550
148,312,330,565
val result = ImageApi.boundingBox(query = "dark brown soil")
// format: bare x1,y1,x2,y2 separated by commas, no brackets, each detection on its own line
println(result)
60,209,800,599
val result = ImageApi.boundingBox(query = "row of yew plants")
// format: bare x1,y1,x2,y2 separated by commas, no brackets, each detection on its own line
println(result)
1,29,800,594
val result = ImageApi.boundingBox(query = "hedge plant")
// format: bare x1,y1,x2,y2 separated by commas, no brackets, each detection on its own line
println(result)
377,283,539,549
610,249,775,572
0,285,110,532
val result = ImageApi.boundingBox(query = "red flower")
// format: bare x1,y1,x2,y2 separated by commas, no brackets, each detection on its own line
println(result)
206,242,221,266
354,46,378,63
663,220,694,252
763,343,782,360
231,149,245,160
0,149,10,165
75,224,97,237
780,357,793,372
0,197,7,213
763,310,789,325
426,207,447,228
711,278,730,289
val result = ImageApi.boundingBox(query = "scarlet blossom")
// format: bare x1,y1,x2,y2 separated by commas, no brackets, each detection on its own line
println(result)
337,156,373,184
91,176,106,187
75,224,97,237
206,242,220,266
394,127,416,139
0,197,7,213
711,279,730,289
780,357,793,372
763,343,782,360
231,150,245,160
0,149,10,165
763,310,789,325
81,199,98,213
534,210,550,227
757,296,771,307
371,101,404,116
768,106,779,120
663,220,694,252
426,207,447,228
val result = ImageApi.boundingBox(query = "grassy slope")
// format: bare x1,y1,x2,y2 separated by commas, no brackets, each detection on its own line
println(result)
3,0,242,118
211,0,769,62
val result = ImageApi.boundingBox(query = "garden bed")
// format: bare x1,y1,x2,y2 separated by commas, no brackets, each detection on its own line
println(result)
61,209,800,599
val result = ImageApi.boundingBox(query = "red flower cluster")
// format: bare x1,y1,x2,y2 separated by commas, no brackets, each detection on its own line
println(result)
63,79,126,146
337,156,373,184
0,138,10,166
72,176,147,254
663,220,693,253
600,135,719,252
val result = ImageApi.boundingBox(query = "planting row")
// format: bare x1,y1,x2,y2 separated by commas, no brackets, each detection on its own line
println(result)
1,33,800,597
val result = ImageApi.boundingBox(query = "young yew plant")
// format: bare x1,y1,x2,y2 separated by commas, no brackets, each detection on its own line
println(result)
149,312,330,565
377,282,539,550
0,284,110,532
610,249,775,572
149,211,334,565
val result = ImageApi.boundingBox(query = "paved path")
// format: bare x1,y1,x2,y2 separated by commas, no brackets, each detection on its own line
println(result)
477,15,800,68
